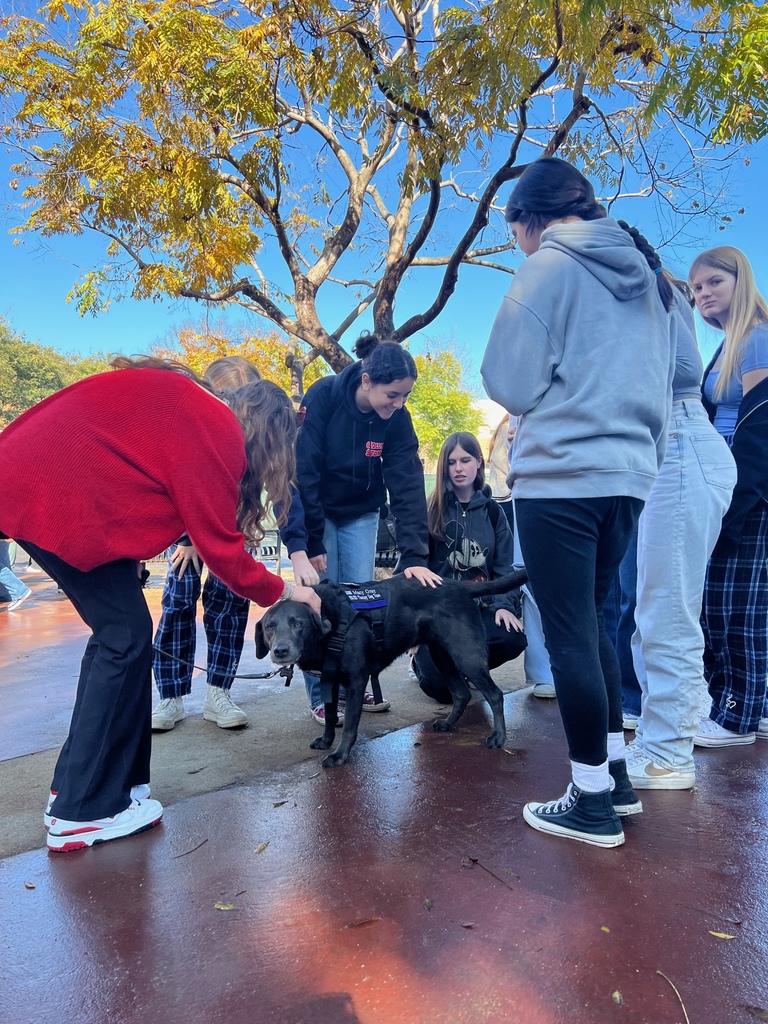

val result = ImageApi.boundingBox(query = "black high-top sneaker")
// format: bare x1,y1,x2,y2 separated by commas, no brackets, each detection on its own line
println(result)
609,758,643,816
523,784,625,847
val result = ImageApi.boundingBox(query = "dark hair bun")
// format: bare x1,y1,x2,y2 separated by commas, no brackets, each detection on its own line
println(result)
352,332,379,360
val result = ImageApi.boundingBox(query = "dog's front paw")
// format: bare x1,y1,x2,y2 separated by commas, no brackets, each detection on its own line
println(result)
310,735,334,750
485,731,506,749
432,718,453,733
322,749,349,767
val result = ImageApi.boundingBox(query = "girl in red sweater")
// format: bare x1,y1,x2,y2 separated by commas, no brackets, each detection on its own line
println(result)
0,357,321,852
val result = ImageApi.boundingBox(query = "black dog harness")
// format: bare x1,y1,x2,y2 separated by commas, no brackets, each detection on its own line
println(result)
319,582,389,704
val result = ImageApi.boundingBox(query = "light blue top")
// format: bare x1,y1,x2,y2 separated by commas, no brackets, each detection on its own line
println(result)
670,294,703,401
481,218,675,501
702,323,768,437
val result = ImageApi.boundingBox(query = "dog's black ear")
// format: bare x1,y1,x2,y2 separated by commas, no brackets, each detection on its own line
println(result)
310,610,333,636
254,618,269,659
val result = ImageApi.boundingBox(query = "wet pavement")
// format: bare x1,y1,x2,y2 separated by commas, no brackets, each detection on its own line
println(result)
1,569,767,1024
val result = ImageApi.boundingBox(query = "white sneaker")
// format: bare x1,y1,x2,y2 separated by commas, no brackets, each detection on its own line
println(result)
47,797,163,852
625,747,695,790
44,785,151,829
203,686,248,728
151,696,185,731
757,717,768,740
693,718,756,747
532,682,557,699
622,714,639,731
7,587,32,611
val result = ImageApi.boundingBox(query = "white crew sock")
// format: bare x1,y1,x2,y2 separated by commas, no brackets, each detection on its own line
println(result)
607,732,626,762
571,758,610,793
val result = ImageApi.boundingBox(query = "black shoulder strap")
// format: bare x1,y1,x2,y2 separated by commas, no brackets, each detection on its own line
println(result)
488,498,500,532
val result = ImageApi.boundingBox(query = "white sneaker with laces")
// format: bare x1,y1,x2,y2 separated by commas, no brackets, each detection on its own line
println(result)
151,696,185,731
693,717,756,747
203,686,248,728
47,798,164,852
45,785,151,830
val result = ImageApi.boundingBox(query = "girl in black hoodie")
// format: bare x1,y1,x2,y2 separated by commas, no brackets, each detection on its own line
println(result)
412,431,526,704
296,334,441,722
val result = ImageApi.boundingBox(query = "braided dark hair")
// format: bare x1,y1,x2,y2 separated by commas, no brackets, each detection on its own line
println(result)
352,332,418,384
506,158,606,234
616,221,673,312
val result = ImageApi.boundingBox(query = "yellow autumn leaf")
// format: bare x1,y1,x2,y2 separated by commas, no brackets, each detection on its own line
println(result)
214,902,235,911
601,926,610,933
612,991,624,1005
708,931,736,939
255,842,269,854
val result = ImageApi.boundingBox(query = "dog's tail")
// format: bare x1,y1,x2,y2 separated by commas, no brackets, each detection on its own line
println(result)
462,568,528,598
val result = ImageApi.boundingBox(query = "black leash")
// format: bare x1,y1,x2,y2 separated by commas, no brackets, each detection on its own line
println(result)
152,646,295,686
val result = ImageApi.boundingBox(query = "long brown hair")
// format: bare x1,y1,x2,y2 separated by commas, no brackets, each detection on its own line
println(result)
227,380,296,542
427,432,485,541
110,355,214,392
204,355,261,391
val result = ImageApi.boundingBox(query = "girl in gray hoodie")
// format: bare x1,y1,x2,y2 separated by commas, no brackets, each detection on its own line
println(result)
482,157,675,849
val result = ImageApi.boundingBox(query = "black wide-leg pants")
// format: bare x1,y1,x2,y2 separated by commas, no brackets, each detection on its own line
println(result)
21,541,153,822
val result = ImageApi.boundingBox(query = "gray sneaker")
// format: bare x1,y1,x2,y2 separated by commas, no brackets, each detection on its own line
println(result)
151,696,185,731
203,686,248,728
532,682,557,699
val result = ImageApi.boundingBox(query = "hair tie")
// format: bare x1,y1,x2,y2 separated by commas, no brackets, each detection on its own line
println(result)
654,267,663,275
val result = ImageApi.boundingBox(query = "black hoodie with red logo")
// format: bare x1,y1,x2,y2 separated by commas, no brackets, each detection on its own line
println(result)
296,362,429,570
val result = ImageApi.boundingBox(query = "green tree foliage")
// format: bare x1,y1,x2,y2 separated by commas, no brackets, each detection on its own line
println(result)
0,317,110,427
408,349,481,463
1,0,766,379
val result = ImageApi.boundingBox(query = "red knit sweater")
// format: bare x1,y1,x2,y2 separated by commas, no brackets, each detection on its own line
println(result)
0,368,285,606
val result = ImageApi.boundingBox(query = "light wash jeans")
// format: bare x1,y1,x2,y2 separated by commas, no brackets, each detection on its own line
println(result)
304,511,380,708
632,400,736,770
0,540,27,602
513,505,554,686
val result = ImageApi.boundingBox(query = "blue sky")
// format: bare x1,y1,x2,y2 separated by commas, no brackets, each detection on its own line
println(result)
2,138,766,380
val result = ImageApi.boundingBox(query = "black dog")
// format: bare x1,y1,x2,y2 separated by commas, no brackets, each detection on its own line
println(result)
255,570,527,766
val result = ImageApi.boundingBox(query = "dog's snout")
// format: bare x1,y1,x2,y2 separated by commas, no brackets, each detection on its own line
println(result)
272,643,291,661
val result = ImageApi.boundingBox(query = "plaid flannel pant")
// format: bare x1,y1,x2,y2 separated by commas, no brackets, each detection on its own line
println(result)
702,502,768,733
152,549,250,698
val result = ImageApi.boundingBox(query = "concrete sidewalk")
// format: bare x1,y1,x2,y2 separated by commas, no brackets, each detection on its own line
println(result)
1,565,767,1024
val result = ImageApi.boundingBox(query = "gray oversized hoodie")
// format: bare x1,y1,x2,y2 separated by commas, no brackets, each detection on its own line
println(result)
481,217,675,500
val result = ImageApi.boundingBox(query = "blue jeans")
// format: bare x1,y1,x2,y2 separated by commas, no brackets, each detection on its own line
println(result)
516,496,643,765
304,511,380,707
603,525,641,717
512,508,553,686
0,540,27,602
633,401,736,768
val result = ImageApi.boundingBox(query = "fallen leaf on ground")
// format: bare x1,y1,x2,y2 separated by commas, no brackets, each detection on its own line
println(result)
24,882,36,890
460,922,476,929
345,917,381,928
461,857,478,870
255,842,269,854
601,926,610,933
612,991,624,1006
272,801,288,808
423,899,434,911
214,902,235,911
708,931,736,939
743,1006,768,1022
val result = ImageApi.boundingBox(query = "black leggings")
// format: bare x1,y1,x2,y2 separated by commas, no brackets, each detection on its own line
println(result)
414,604,527,703
21,541,153,821
514,496,643,765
